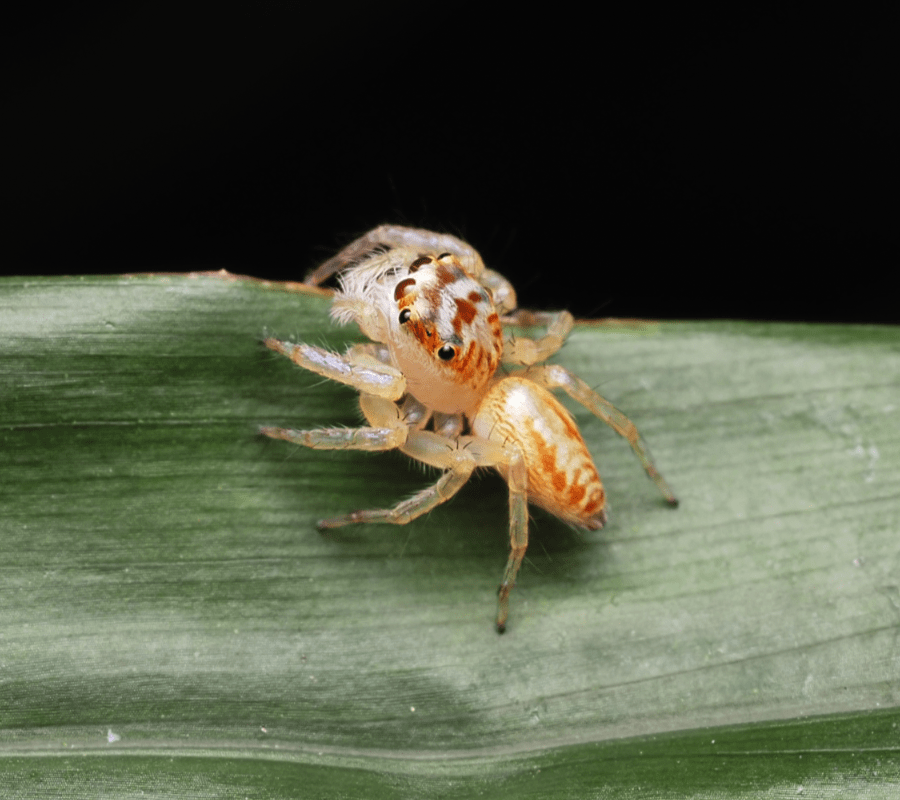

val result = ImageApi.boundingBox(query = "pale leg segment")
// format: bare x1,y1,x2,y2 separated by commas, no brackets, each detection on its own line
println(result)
495,447,527,633
259,424,407,451
265,338,406,401
528,364,679,505
501,310,575,366
406,435,529,633
316,436,476,529
479,268,518,315
304,225,486,285
260,393,410,452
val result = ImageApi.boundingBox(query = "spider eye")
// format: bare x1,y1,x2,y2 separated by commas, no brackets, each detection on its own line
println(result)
398,309,412,324
408,256,432,272
437,344,456,361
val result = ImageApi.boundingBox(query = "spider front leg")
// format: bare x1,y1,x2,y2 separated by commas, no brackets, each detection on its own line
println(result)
315,430,478,529
501,310,575,365
265,338,406,401
528,364,679,505
260,394,409,452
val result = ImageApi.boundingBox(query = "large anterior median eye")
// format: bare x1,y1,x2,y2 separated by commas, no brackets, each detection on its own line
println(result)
437,344,456,361
398,309,412,324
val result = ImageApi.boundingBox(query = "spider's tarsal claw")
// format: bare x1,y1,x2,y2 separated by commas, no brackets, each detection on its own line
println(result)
667,496,680,508
496,581,513,633
316,516,350,531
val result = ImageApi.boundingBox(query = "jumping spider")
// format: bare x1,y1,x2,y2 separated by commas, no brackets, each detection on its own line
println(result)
262,225,677,632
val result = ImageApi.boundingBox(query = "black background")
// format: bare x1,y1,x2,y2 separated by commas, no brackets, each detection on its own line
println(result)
7,5,893,322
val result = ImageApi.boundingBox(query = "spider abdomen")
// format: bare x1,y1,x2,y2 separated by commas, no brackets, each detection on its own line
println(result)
472,376,607,530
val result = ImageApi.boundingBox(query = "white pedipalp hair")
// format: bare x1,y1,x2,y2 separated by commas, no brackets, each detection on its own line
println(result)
329,248,417,330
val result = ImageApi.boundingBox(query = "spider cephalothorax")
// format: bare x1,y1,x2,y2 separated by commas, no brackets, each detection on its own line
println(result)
331,249,503,415
262,225,677,632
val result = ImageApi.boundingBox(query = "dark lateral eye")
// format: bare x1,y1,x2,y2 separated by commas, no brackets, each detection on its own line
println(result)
398,309,412,324
437,344,456,361
408,256,432,272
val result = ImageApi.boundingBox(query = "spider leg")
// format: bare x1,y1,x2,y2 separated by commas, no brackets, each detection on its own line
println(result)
501,309,575,365
259,425,407,451
421,435,527,633
346,341,391,365
495,446,527,634
265,338,406,401
480,268,518,315
313,429,529,633
304,224,486,285
315,434,477,529
527,364,678,505
260,395,409,452
314,428,481,530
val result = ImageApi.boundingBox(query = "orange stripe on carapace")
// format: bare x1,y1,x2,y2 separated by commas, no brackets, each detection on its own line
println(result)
408,319,440,349
451,340,477,377
436,262,462,288
452,297,478,334
487,312,501,337
474,346,485,372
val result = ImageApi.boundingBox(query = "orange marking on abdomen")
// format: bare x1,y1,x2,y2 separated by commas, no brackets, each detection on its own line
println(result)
582,489,605,516
567,481,586,505
550,397,582,443
474,377,606,527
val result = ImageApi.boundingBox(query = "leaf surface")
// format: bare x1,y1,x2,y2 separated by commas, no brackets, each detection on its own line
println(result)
2,274,898,797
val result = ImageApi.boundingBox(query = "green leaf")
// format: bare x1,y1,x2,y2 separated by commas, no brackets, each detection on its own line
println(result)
2,273,898,798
